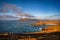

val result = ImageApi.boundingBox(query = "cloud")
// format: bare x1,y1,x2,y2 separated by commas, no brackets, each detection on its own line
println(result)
23,14,34,17
46,15,60,20
3,3,22,13
0,3,34,19
0,3,22,13
0,15,19,20
0,9,8,13
0,3,32,17
16,13,34,18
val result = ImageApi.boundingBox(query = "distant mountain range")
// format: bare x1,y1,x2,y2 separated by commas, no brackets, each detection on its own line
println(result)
44,15,60,20
0,14,60,20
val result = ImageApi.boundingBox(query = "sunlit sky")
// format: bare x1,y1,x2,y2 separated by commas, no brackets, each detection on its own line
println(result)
0,0,60,20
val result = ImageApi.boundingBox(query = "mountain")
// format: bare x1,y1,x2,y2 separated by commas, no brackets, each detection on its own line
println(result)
18,18,40,25
19,18,39,21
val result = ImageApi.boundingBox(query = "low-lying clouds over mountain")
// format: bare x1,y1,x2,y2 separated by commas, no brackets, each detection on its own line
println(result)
16,13,34,18
46,15,60,20
0,15,19,20
0,3,60,20
0,3,35,20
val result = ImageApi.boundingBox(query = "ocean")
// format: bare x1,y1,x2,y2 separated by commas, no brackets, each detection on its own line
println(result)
0,20,45,34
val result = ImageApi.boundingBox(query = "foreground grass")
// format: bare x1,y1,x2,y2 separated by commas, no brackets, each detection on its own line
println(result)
0,32,60,40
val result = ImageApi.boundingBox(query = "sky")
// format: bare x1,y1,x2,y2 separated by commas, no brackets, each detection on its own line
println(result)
0,0,60,20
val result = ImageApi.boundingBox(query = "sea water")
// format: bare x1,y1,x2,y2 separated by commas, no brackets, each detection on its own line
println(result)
0,20,45,33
